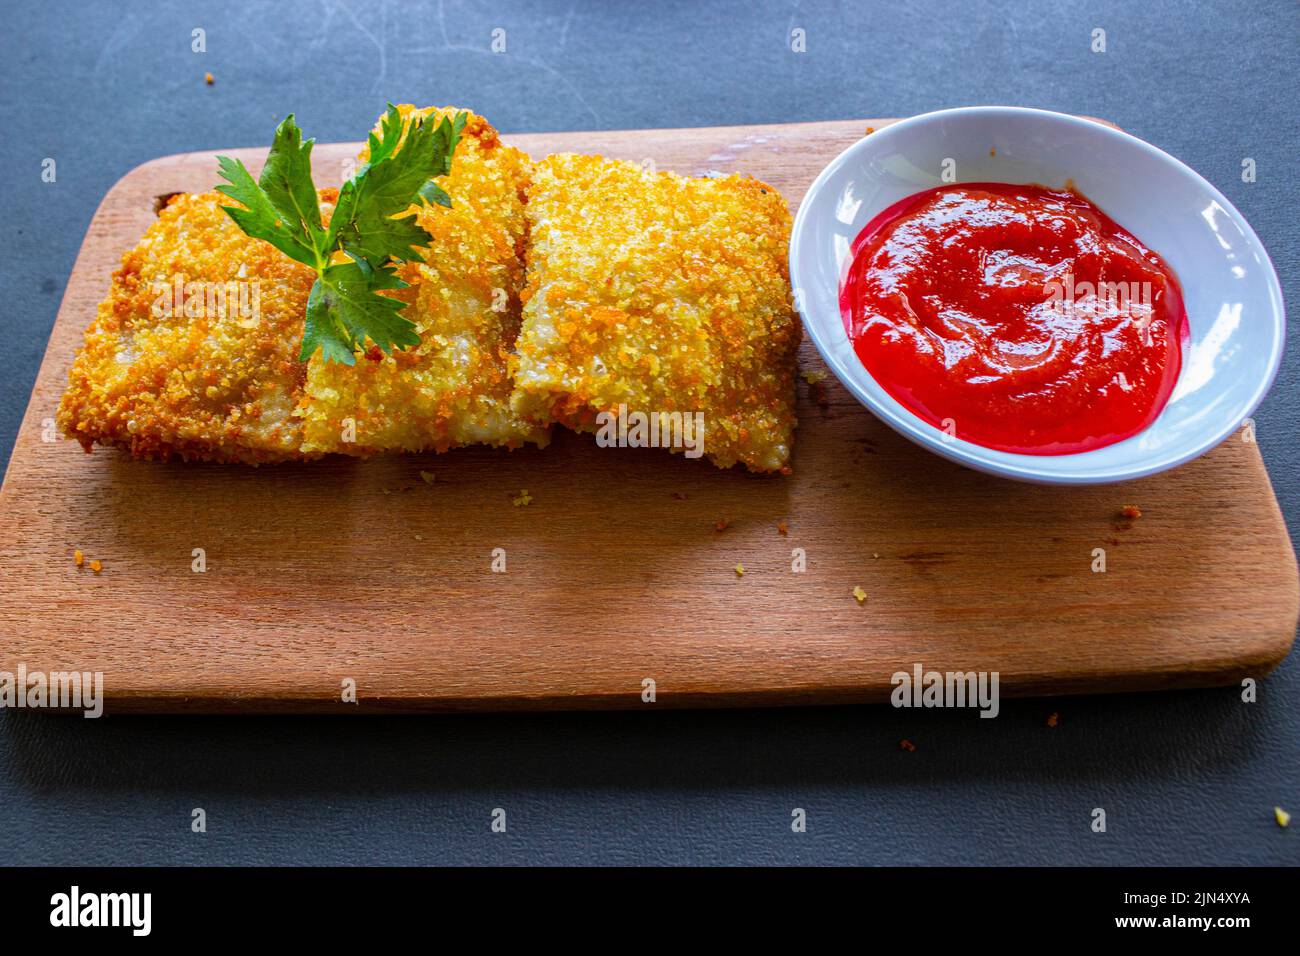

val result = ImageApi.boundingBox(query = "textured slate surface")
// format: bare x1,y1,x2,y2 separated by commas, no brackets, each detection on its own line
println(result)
0,0,1296,865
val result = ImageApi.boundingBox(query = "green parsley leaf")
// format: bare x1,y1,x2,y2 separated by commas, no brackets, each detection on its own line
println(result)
258,116,325,241
303,261,420,363
419,181,453,209
329,110,465,266
364,104,407,168
215,105,467,365
214,151,321,270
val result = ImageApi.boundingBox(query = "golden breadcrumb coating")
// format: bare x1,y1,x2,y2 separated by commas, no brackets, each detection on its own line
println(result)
298,105,548,455
57,191,317,463
511,154,799,472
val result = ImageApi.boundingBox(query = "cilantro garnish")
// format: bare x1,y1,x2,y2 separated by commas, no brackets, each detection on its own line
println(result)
216,105,467,364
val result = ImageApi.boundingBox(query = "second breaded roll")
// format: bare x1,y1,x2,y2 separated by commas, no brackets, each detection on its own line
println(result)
298,105,548,455
511,154,799,472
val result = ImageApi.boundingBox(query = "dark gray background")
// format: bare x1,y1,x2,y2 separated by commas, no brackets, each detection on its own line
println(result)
0,0,1296,865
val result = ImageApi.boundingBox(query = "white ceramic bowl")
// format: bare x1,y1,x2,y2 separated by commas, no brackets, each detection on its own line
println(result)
790,106,1286,484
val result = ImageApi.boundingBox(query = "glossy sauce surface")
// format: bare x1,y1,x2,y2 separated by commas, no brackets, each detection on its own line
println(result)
839,183,1187,455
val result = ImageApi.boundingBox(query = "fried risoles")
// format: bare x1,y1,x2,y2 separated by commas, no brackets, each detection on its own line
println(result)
511,154,799,472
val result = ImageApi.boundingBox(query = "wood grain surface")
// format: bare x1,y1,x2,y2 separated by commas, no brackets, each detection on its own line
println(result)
0,118,1295,713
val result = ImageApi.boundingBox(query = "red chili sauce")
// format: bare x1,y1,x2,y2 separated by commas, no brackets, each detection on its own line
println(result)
839,183,1187,455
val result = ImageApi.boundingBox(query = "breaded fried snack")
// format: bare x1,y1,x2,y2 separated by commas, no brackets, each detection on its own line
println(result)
298,105,548,455
511,154,799,472
57,192,317,463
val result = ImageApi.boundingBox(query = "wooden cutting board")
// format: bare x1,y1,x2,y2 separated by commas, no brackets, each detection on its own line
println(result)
1,118,1295,713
